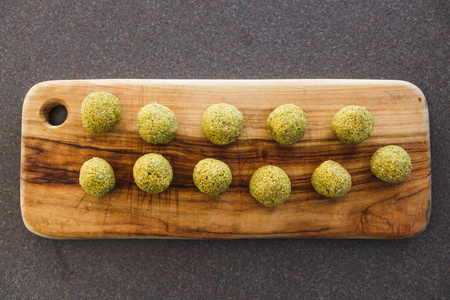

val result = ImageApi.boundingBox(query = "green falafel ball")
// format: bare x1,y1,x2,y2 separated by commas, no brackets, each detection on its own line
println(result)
79,157,116,197
311,160,352,198
249,165,291,207
332,105,374,144
137,103,178,144
193,158,232,196
370,145,412,183
201,103,244,145
267,104,307,145
81,91,121,133
133,153,173,194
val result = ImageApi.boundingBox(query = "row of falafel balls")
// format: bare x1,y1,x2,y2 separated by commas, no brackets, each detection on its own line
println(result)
79,91,412,208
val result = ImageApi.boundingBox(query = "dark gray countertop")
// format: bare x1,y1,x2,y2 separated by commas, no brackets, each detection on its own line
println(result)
1,1,448,299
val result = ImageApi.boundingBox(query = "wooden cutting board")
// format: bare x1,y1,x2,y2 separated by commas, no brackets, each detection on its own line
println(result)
21,79,431,239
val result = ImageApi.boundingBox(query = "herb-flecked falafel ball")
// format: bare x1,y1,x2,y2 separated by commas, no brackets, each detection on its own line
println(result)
137,103,178,144
133,153,173,194
79,157,116,197
332,106,374,144
201,103,244,145
370,145,412,183
81,91,121,133
249,165,291,207
193,158,232,196
311,160,351,198
267,104,307,145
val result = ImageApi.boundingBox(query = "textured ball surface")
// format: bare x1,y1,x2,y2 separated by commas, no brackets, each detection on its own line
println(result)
370,145,412,183
249,165,291,207
332,105,374,144
133,153,173,194
201,103,243,145
193,158,232,196
267,104,307,145
311,160,352,198
81,91,121,133
137,103,178,144
79,157,116,197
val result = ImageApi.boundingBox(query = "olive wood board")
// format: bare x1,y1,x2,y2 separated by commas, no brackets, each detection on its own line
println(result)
21,79,431,239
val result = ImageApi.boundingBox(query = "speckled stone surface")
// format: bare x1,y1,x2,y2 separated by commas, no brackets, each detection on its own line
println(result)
1,1,448,299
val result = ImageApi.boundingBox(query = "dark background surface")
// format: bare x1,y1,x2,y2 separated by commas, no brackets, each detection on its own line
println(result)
1,1,448,299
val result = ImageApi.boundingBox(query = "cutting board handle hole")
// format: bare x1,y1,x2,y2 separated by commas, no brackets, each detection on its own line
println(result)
41,101,68,126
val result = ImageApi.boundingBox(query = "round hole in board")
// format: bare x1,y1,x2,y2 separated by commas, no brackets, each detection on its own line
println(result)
41,101,68,126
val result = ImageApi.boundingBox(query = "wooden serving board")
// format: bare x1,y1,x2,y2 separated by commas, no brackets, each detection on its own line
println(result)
21,79,431,239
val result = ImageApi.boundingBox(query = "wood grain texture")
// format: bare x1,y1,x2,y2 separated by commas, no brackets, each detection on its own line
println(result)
20,79,431,239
